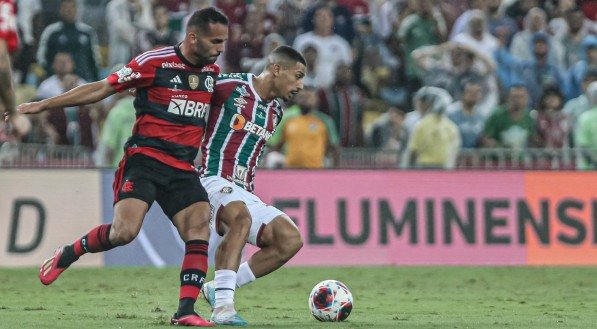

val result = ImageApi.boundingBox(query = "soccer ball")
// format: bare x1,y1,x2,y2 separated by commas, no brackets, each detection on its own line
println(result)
308,280,353,322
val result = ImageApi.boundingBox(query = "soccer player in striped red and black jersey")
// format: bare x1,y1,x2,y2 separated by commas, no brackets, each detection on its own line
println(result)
198,46,306,325
16,7,228,327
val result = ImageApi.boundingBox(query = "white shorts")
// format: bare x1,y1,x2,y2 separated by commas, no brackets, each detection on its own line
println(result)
201,176,286,246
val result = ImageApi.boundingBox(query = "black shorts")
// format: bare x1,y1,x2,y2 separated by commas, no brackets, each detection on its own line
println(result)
113,154,208,219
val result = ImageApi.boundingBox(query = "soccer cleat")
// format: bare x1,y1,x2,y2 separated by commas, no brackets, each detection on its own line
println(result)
170,312,215,327
201,281,216,309
39,246,69,285
210,304,248,326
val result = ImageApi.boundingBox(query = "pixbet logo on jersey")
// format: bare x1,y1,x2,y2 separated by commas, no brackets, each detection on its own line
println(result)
167,99,209,118
230,114,273,140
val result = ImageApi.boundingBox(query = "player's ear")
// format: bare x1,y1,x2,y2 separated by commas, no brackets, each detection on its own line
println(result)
272,63,281,77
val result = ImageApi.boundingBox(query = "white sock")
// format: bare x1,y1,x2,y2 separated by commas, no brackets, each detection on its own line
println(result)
214,269,236,309
236,262,256,288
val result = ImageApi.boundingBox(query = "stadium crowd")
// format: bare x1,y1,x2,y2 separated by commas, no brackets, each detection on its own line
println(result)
1,0,596,169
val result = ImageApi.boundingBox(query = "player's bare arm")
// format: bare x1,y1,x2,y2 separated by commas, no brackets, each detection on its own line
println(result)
17,79,116,115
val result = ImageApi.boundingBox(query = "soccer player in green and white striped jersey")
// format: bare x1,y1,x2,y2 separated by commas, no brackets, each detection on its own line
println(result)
199,46,306,326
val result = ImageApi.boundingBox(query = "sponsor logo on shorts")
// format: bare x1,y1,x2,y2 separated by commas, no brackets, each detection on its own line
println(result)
220,187,233,194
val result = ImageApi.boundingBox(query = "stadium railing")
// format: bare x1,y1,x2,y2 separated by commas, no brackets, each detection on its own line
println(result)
0,142,95,168
1,143,594,170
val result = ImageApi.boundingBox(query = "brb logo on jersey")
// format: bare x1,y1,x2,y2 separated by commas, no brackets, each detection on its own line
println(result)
230,114,273,141
168,99,209,118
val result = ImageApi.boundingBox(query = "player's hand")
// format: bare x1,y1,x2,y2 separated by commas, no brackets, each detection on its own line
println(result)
17,101,46,115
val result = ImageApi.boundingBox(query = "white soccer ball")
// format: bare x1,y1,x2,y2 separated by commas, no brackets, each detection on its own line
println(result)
308,279,353,322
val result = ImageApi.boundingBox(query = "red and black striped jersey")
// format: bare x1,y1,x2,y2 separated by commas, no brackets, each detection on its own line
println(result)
107,44,219,172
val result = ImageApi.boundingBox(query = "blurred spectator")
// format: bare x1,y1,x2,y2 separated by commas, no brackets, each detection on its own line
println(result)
446,79,485,149
352,16,398,97
318,64,365,147
43,73,97,148
272,87,340,169
301,1,355,43
293,5,353,88
563,68,597,135
495,31,567,107
487,0,519,45
368,106,407,152
574,81,597,169
557,6,594,69
398,0,447,95
248,33,286,75
482,84,536,149
14,0,42,83
77,0,111,46
568,35,597,99
269,0,304,44
403,86,451,135
504,0,537,27
535,87,570,148
136,4,179,54
37,0,101,82
453,10,499,60
404,87,460,169
106,0,154,67
94,91,135,167
299,44,324,88
370,0,408,41
337,0,368,17
225,6,268,72
37,52,85,99
449,0,487,40
412,41,497,117
509,7,564,67
215,0,246,26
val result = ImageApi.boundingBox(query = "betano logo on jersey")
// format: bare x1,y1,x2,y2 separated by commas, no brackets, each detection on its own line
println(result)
230,114,272,141
167,99,209,118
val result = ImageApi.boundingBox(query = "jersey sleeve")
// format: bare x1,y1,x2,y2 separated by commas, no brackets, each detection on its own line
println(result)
106,58,156,92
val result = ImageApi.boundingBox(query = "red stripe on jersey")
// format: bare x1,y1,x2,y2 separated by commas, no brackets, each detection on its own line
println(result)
126,147,197,172
135,115,203,148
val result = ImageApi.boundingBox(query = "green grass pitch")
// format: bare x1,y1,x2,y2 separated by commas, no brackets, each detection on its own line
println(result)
1,266,596,328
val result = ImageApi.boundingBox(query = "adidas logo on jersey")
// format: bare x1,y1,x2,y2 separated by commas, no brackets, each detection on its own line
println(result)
170,75,182,84
167,99,209,118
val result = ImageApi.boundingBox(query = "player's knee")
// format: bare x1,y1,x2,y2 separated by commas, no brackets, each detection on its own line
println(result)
229,213,251,234
184,219,210,240
110,225,138,246
277,229,303,262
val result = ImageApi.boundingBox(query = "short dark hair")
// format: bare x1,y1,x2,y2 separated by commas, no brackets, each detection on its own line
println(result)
268,45,307,68
186,7,228,32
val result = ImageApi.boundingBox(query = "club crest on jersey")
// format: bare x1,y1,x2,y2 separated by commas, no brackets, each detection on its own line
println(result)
204,76,214,92
189,75,199,90
230,114,273,141
167,99,209,118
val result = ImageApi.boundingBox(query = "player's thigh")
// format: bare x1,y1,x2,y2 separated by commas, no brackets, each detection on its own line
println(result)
201,176,250,235
112,198,150,238
158,171,210,239
258,214,301,249
112,155,159,236
217,200,252,233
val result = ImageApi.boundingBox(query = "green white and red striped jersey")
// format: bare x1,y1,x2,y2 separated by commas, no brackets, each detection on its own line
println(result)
200,73,283,192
